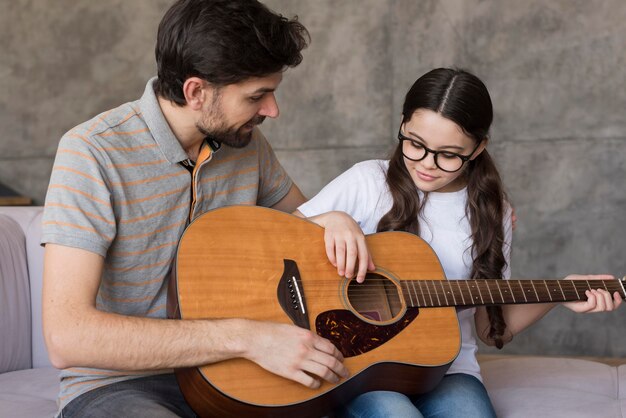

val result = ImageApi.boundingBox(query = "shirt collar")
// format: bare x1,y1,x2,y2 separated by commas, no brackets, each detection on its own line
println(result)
138,77,189,165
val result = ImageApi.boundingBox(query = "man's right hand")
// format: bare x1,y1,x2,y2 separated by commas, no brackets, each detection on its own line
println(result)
243,321,349,388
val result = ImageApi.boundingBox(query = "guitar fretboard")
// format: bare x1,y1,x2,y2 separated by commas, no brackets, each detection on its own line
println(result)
400,279,626,308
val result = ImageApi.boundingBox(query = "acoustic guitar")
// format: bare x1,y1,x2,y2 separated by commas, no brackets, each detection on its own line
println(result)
169,205,625,418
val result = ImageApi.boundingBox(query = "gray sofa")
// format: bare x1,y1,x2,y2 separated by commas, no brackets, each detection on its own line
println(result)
1,206,625,418
0,207,58,417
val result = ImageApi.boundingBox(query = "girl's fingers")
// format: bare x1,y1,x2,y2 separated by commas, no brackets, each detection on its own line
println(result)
355,237,370,283
324,234,337,267
335,239,346,277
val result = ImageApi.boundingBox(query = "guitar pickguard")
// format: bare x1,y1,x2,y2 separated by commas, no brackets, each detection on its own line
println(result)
316,308,420,357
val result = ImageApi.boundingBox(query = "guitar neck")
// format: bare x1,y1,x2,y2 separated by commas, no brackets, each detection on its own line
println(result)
400,278,626,308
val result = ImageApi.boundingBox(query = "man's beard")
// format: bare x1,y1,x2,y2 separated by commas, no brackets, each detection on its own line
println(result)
197,114,266,149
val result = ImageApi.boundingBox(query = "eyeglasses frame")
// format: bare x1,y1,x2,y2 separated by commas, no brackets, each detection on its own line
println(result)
397,125,482,173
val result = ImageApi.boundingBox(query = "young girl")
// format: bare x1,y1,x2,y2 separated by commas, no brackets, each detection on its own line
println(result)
297,68,621,417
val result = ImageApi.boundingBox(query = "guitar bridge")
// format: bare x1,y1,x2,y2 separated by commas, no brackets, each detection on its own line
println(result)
277,259,310,330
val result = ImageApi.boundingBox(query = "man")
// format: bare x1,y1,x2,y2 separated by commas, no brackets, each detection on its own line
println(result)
42,1,370,416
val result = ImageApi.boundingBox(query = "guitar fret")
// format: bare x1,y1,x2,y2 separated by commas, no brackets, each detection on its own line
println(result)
571,281,581,299
484,280,494,304
543,280,553,301
524,281,538,303
475,281,485,305
574,281,590,299
530,280,539,301
438,281,449,306
517,281,528,303
433,281,442,306
550,281,562,300
425,281,434,307
414,281,421,306
618,279,626,298
449,281,458,305
416,281,425,307
557,281,566,301
417,281,425,306
405,282,414,307
561,281,577,301
496,280,505,303
457,281,466,306
466,281,478,304
507,280,516,303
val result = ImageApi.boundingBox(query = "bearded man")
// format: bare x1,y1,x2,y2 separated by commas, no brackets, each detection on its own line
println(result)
41,1,363,416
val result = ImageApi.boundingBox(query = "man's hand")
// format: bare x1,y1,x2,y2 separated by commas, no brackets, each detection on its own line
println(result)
295,210,375,283
562,274,623,313
244,321,349,388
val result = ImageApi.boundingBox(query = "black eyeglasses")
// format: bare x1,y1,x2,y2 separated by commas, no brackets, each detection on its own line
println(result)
397,126,481,173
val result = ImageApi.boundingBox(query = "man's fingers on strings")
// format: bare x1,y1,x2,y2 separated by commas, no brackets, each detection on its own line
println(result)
312,340,348,379
293,370,321,389
313,338,345,362
301,359,342,384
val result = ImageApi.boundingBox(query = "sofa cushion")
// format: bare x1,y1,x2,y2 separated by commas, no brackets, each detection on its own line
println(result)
0,214,32,373
482,356,624,417
0,207,51,368
0,367,59,418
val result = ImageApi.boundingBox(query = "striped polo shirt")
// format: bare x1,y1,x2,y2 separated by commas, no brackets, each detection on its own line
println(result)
41,77,293,411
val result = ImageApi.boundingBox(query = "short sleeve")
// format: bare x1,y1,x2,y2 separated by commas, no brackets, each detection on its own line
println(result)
298,161,388,233
41,133,116,257
254,129,293,207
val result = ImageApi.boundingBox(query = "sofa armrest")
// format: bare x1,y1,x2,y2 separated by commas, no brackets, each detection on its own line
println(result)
0,214,32,372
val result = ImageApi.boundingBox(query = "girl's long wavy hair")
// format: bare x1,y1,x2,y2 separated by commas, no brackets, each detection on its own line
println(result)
377,68,510,348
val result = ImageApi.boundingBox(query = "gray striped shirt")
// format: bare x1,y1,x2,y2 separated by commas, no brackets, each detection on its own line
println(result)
42,78,293,411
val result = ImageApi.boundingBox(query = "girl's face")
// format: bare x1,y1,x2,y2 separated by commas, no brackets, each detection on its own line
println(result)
400,109,485,193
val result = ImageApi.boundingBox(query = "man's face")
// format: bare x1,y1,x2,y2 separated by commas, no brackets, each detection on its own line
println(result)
197,72,283,148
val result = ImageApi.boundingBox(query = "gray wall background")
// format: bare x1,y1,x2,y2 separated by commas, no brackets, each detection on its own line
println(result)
1,0,624,357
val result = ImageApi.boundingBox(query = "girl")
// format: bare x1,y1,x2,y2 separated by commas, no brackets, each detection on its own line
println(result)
297,68,621,417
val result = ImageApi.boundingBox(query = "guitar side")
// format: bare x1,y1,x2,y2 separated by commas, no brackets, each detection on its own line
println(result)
172,206,460,417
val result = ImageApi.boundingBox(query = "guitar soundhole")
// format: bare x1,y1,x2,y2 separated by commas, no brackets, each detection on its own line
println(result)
347,272,403,322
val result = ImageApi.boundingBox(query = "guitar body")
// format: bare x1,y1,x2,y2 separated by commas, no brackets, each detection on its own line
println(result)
171,206,461,417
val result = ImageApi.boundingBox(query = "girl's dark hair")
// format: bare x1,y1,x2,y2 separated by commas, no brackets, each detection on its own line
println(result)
377,68,510,348
154,0,310,105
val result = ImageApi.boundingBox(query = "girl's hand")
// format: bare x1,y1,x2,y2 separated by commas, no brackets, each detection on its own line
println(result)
562,274,623,313
302,211,375,283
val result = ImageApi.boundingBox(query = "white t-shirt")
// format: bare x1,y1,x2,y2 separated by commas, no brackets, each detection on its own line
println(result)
298,160,512,380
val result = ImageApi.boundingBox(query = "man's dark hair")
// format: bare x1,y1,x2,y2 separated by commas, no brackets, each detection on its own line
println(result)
154,0,309,105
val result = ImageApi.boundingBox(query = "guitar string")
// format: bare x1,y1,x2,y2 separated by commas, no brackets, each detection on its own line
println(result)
302,279,623,306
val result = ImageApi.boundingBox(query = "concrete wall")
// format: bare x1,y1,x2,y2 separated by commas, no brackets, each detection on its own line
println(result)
1,0,624,357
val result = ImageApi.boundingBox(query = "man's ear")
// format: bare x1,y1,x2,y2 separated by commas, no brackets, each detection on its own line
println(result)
181,77,211,111
470,138,489,160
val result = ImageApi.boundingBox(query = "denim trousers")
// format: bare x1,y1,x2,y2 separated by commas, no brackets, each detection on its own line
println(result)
337,373,497,418
61,372,494,418
61,374,197,418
